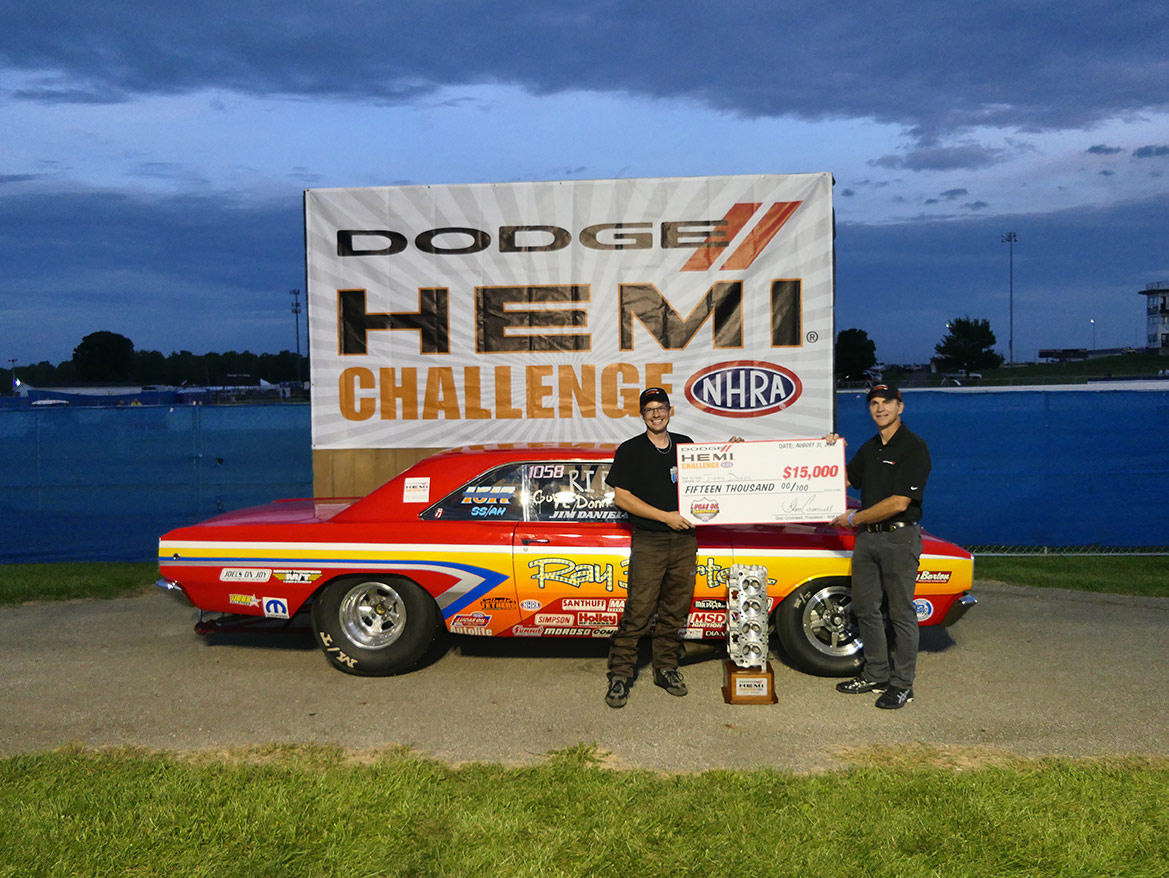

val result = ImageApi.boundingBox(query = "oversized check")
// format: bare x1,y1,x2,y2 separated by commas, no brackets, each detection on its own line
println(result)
677,439,846,525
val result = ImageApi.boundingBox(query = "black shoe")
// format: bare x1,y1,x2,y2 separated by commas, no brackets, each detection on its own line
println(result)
836,677,888,695
653,667,688,697
605,676,630,708
875,685,914,709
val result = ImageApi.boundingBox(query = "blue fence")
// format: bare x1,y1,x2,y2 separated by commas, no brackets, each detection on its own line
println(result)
0,404,312,562
1,388,1166,563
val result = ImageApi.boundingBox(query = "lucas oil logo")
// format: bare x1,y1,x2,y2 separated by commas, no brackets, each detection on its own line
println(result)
689,498,720,522
685,360,802,417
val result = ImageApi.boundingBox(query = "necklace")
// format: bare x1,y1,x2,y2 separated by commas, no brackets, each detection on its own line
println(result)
653,436,672,454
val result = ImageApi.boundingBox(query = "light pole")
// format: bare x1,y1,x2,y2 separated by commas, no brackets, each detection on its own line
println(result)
1090,318,1096,351
1001,232,1017,364
7,358,15,392
290,289,303,386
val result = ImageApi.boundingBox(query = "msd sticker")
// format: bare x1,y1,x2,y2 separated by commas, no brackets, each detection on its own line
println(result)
220,568,271,583
913,598,934,621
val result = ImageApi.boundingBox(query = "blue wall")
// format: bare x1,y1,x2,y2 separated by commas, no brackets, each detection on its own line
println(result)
835,387,1169,547
0,404,312,562
1,389,1166,563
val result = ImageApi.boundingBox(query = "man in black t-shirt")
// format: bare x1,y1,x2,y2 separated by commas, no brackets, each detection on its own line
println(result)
602,387,696,708
828,384,931,710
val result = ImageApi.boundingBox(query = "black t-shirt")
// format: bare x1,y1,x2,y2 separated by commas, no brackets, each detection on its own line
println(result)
606,430,693,532
846,423,931,523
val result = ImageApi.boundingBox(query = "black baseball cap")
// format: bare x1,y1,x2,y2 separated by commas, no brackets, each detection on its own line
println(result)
866,384,902,402
639,387,670,410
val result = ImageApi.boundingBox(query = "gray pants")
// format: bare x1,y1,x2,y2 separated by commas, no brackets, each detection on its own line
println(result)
851,526,922,690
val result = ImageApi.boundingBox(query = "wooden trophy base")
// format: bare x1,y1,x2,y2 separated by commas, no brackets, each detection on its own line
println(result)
722,659,778,704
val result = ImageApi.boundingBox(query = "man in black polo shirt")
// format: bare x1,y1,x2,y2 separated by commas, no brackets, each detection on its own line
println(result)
829,384,931,709
603,386,695,708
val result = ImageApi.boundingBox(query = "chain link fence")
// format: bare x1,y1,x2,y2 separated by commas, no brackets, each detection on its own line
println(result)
967,545,1169,556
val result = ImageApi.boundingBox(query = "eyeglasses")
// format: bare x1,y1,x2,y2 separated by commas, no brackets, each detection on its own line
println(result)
642,406,669,416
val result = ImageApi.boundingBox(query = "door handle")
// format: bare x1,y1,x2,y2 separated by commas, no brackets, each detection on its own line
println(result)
522,537,551,545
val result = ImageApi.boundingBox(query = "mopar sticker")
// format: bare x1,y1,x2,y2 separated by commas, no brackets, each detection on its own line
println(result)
263,597,290,619
913,598,934,621
220,568,271,583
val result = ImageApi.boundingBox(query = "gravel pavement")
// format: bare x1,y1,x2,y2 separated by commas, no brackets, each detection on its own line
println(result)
2,582,1166,772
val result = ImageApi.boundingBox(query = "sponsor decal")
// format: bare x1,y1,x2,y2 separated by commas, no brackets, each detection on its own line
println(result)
461,485,517,504
916,570,952,584
228,593,261,608
529,558,622,593
262,597,290,619
511,625,544,636
450,626,492,636
480,596,517,610
577,611,619,627
220,568,271,583
543,627,600,636
608,599,626,611
535,613,574,626
913,598,934,622
693,599,724,610
687,610,727,627
591,628,617,637
403,477,430,503
451,612,491,627
520,599,542,611
273,569,322,584
681,627,704,640
685,360,803,418
562,598,607,611
689,498,720,522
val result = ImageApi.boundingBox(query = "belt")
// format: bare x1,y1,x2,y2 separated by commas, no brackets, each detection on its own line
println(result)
863,521,919,533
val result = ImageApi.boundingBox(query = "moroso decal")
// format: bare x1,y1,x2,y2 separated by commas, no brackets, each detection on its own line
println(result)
685,360,802,418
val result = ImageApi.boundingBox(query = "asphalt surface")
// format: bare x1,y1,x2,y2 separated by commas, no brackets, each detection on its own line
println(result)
2,582,1167,772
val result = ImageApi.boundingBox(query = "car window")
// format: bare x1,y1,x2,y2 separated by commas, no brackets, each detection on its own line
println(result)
525,462,627,523
422,463,526,522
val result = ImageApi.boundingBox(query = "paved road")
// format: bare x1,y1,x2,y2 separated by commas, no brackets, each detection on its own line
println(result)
2,582,1166,772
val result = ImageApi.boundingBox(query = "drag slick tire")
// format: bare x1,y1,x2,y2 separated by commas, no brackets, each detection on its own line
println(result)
774,578,864,677
311,575,439,676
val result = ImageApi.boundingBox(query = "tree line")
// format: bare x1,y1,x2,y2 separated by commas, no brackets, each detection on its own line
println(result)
11,331,307,387
835,315,1003,380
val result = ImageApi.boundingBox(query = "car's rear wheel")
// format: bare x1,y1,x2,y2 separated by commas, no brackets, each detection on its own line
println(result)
311,576,439,676
774,578,863,677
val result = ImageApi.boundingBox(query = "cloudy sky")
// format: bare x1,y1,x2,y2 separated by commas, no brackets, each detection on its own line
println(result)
3,0,1167,368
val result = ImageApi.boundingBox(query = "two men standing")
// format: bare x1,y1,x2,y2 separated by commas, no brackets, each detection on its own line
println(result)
604,382,931,711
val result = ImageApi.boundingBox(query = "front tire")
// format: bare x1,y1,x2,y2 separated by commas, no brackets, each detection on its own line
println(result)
311,576,438,676
774,578,863,677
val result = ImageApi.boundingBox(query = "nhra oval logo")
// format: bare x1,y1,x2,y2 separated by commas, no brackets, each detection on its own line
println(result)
684,360,802,418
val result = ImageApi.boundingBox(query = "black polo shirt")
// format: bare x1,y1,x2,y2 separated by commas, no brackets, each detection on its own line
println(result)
846,423,931,523
606,430,693,532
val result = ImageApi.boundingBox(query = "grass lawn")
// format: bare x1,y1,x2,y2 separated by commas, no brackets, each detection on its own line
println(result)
0,561,157,607
1,745,1165,878
974,555,1169,598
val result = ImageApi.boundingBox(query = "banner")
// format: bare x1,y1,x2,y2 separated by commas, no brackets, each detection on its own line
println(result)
305,173,834,449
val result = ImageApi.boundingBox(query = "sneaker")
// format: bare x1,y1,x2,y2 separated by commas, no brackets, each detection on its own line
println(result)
605,676,630,708
835,677,888,695
653,667,688,697
875,685,914,709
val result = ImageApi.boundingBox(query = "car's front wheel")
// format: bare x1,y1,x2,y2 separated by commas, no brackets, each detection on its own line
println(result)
311,576,439,676
774,578,863,677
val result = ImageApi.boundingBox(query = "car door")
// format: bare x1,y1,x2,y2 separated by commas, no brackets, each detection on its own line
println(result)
511,460,631,637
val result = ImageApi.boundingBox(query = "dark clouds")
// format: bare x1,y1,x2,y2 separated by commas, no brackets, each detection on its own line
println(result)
4,0,1168,142
0,190,303,360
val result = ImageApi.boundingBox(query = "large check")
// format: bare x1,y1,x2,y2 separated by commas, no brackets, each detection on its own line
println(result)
677,439,847,525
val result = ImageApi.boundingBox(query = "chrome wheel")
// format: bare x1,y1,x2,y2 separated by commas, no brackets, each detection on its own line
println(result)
800,583,861,658
338,580,407,649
